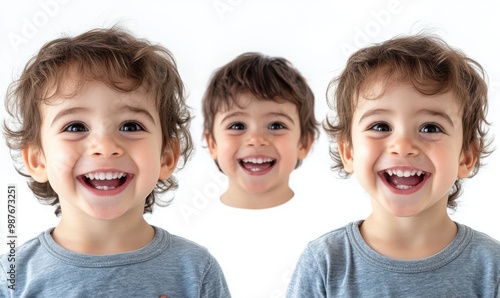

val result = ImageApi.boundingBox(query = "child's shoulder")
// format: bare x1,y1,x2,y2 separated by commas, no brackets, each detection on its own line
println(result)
6,229,48,253
1,229,49,267
156,226,222,263
160,227,211,256
462,223,500,254
305,220,361,253
453,223,500,277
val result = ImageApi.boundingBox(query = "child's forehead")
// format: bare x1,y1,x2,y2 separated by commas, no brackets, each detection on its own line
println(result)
218,92,296,112
358,65,461,99
359,76,461,103
355,79,464,117
40,83,159,126
43,63,149,100
44,73,152,104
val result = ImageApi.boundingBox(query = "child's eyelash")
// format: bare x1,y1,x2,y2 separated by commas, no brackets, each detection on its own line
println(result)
120,121,146,132
62,122,88,132
419,122,445,134
61,121,147,132
367,122,391,132
268,122,286,130
227,122,246,130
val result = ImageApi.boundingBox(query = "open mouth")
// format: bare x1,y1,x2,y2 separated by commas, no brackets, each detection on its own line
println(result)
239,157,276,173
78,171,130,191
381,169,428,190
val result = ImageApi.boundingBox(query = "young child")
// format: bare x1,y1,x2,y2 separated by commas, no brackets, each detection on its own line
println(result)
287,34,500,297
188,52,326,297
203,52,318,209
0,27,230,297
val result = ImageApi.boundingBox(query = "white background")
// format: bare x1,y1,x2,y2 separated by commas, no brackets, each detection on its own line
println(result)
1,0,499,268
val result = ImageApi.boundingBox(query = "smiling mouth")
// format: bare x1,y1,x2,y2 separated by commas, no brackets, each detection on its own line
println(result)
382,169,428,190
239,157,276,172
79,171,129,191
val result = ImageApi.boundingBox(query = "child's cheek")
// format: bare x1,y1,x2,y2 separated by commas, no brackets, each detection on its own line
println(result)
51,146,83,175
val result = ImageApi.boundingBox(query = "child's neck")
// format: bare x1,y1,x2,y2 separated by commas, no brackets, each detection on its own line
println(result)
51,216,154,255
359,212,457,260
221,184,294,209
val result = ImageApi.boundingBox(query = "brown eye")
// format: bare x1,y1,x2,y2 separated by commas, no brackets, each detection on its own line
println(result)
268,122,285,130
420,123,443,133
228,122,246,130
63,122,87,132
369,122,390,132
120,121,144,132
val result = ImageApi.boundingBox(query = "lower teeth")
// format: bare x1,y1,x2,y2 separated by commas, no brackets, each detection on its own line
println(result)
396,185,412,190
95,186,116,191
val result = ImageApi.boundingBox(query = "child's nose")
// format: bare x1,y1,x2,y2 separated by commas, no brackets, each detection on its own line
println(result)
388,133,419,157
245,130,270,147
88,131,124,158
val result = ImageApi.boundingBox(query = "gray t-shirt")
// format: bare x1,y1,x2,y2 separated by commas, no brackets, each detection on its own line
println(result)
287,221,500,297
1,226,231,297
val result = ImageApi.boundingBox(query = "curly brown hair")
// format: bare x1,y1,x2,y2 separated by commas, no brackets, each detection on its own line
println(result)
3,26,193,215
202,52,319,168
324,34,492,209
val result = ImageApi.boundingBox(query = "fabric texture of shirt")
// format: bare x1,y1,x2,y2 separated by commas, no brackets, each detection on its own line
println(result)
287,220,500,298
0,226,231,298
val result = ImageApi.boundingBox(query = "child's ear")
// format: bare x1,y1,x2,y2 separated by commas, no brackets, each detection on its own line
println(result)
204,131,218,160
297,134,314,160
457,149,478,178
22,145,48,182
338,138,354,173
159,140,181,180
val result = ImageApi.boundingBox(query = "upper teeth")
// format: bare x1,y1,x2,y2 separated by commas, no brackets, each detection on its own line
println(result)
84,172,126,180
385,169,423,177
241,158,274,164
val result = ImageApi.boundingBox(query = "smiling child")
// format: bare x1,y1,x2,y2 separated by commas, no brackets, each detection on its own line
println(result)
203,52,318,209
0,27,230,297
191,52,322,298
287,34,500,297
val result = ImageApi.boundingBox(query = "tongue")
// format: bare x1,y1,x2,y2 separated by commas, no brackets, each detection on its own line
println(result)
88,179,122,189
388,175,422,187
242,162,272,172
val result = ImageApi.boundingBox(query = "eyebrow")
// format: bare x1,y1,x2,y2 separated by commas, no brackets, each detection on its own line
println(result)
51,107,89,128
117,105,156,125
219,111,245,125
358,108,455,128
269,112,295,124
50,104,156,127
358,109,387,124
417,109,455,128
219,111,296,125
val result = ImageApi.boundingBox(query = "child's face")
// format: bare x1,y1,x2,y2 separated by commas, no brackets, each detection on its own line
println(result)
24,80,177,221
339,81,476,218
206,93,310,200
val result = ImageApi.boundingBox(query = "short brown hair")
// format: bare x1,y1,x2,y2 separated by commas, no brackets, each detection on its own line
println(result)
325,34,492,209
3,27,193,215
202,52,318,167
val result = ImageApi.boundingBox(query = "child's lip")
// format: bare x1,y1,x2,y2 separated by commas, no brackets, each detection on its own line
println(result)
378,166,430,194
77,169,134,196
238,155,276,175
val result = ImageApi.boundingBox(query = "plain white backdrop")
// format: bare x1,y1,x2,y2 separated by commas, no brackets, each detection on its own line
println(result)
1,0,499,281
